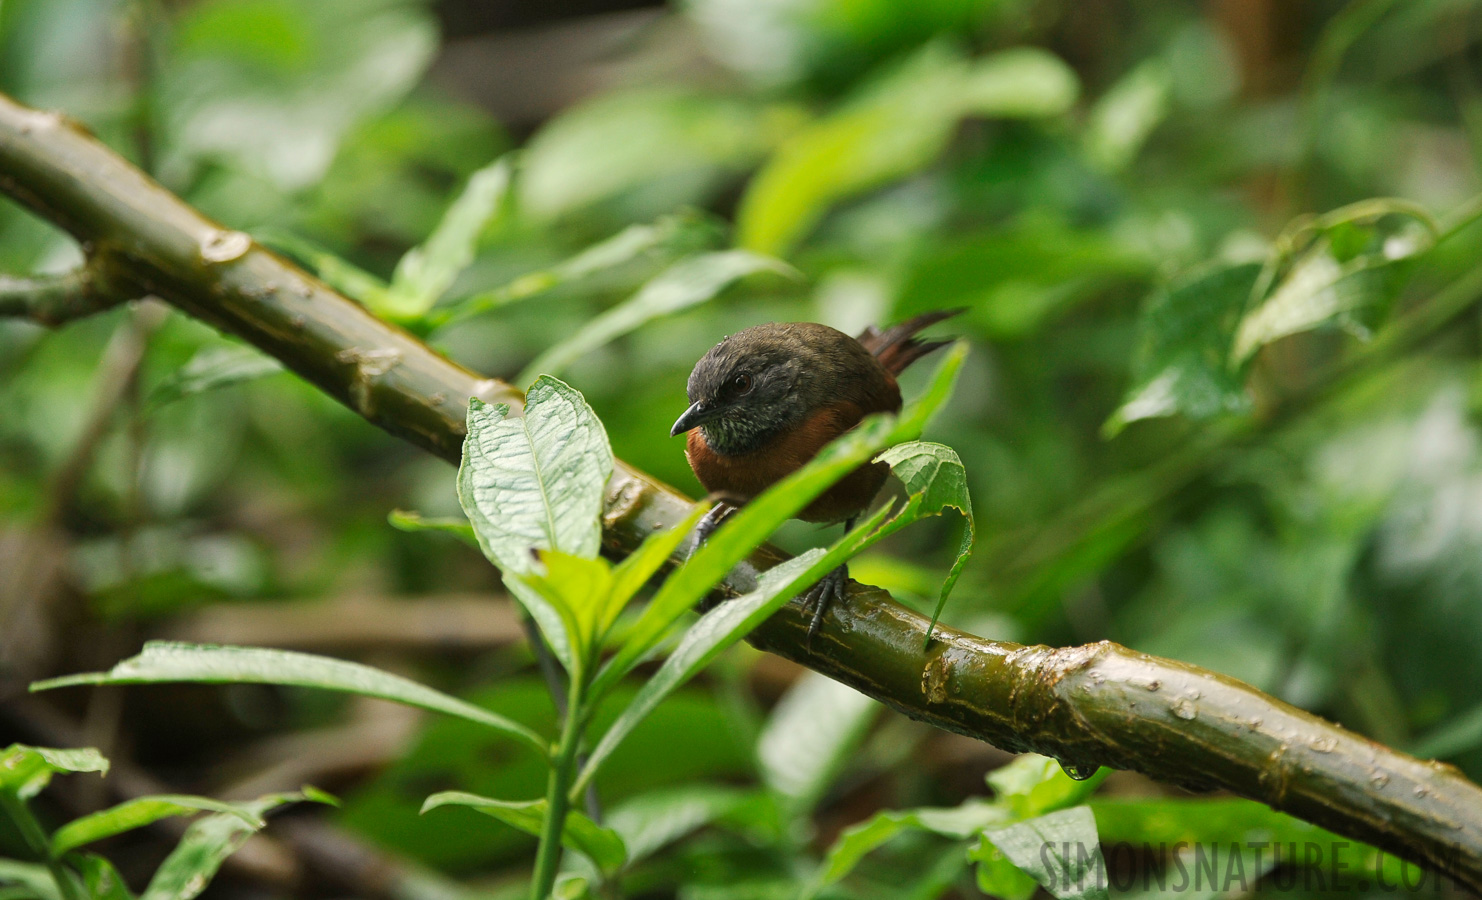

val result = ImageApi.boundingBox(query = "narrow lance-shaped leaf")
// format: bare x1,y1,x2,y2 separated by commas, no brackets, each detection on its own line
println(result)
421,792,627,875
757,671,878,816
381,157,512,318
576,499,897,794
458,376,614,672
516,250,792,385
387,510,477,546
590,341,966,699
52,796,265,858
604,785,767,867
140,790,330,900
31,643,547,754
876,441,975,644
0,745,108,801
146,344,283,410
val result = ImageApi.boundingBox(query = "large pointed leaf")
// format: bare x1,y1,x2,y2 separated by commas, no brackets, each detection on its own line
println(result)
32,643,546,753
0,745,108,801
380,157,512,318
458,377,614,671
421,792,626,875
516,251,791,384
876,441,974,642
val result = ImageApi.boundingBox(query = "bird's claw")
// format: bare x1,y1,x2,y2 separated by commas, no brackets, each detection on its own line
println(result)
688,502,736,560
804,564,851,647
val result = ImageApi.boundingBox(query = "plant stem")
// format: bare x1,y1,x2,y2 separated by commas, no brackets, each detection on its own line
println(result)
0,793,83,900
531,681,586,900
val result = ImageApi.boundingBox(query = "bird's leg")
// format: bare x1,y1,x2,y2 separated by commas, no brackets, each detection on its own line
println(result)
805,516,857,645
688,500,737,558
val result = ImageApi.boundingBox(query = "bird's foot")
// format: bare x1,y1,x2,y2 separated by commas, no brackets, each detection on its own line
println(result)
804,564,851,647
687,501,737,559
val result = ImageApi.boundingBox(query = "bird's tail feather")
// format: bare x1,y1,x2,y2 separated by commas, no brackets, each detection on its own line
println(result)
856,309,963,375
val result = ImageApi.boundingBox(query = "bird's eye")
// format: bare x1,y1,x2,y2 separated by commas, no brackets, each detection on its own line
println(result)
731,373,753,394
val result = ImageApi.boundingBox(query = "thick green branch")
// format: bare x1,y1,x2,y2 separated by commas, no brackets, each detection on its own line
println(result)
2,92,1480,890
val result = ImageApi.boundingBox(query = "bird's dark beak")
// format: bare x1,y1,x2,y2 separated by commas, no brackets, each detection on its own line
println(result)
670,400,713,437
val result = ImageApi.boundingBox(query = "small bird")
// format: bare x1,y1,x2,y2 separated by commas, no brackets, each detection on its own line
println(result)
670,310,959,635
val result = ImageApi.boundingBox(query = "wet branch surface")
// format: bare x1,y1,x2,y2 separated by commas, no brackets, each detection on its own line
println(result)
2,92,1479,890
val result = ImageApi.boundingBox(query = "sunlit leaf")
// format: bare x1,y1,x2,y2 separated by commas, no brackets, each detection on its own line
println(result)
737,46,1076,255
147,345,283,410
421,792,626,874
0,745,108,801
987,755,1108,820
981,807,1108,900
1084,59,1171,171
515,551,613,666
876,441,974,642
381,157,513,318
32,643,546,753
517,251,792,385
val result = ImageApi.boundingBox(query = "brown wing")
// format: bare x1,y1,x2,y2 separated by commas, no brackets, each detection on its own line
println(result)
855,309,962,376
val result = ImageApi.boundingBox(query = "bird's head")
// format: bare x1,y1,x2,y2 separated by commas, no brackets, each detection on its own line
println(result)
670,324,821,456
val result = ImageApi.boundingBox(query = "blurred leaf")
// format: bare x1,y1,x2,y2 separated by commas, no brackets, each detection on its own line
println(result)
147,344,283,410
970,837,1040,900
458,378,613,672
1412,701,1482,759
876,441,974,641
421,792,626,874
381,158,512,319
387,510,477,546
982,807,1108,900
75,856,131,900
252,228,391,305
160,0,437,189
1232,203,1435,363
522,88,781,220
737,45,1076,255
986,755,1108,820
806,798,1011,897
757,671,878,814
1089,797,1354,845
517,251,792,385
1084,59,1171,171
0,745,108,801
32,642,547,753
52,796,261,857
139,790,328,900
1105,262,1262,435
438,215,707,324
605,785,769,866
592,342,965,699
0,861,60,900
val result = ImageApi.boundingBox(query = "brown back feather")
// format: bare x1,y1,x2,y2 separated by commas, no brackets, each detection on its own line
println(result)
856,309,963,375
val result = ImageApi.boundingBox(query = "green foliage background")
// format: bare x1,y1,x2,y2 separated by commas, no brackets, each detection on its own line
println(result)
3,0,1482,896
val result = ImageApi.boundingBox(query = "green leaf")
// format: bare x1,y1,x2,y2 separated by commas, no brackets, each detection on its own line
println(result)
515,551,614,666
516,251,792,385
457,378,614,672
987,755,1108,821
605,785,767,866
591,341,967,696
876,441,975,642
756,671,878,815
380,157,513,318
605,506,709,634
436,215,705,324
386,510,477,547
0,745,108,801
31,643,546,754
420,792,627,875
0,861,61,900
1105,262,1262,434
806,799,1012,897
51,796,263,858
970,839,1040,900
74,856,132,900
578,500,896,794
139,791,326,900
146,345,283,410
252,228,391,307
981,807,1108,900
1083,59,1171,172
737,46,1076,255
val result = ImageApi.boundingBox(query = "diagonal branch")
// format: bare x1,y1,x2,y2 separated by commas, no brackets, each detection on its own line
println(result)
2,92,1480,890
